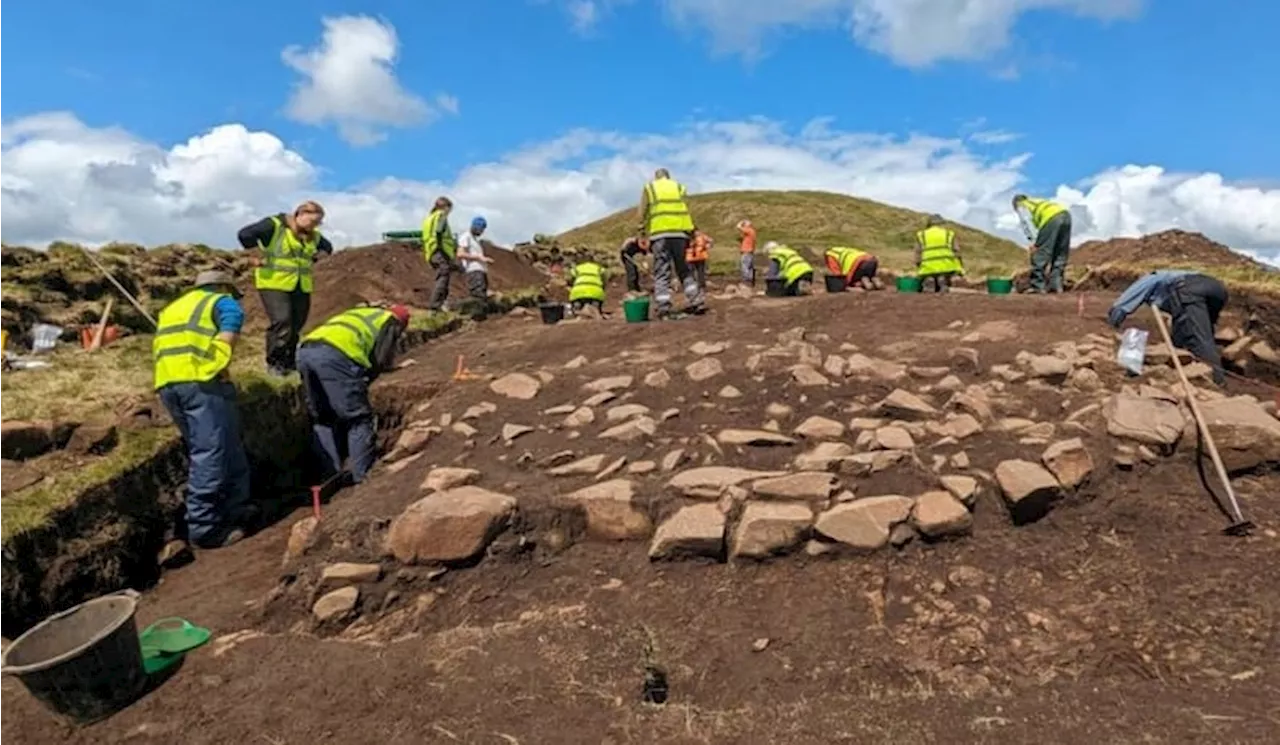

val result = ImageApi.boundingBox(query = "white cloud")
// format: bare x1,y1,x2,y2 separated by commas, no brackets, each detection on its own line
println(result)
661,0,1143,66
282,15,454,146
2,111,1277,268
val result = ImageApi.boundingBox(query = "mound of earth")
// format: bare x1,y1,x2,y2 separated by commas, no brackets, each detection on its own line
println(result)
1073,229,1275,272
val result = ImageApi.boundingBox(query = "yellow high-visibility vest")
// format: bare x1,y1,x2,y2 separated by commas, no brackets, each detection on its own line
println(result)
152,289,234,389
254,216,321,293
421,209,457,260
825,246,867,276
770,245,814,285
569,262,606,302
1020,197,1067,229
301,307,395,368
644,178,695,236
916,227,963,277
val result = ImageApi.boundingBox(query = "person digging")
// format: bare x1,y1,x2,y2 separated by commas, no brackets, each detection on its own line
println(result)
567,251,608,319
297,303,410,488
1108,270,1230,386
620,234,651,297
1012,194,1072,294
825,246,883,290
763,242,816,296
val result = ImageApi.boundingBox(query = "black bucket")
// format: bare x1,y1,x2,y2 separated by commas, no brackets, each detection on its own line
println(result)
824,274,846,293
539,303,566,325
765,279,786,297
1,590,146,724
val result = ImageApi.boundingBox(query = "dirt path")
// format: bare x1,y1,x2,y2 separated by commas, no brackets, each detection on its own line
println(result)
5,290,1279,744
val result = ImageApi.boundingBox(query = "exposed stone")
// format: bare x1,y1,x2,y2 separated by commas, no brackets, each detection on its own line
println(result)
1104,393,1185,446
1027,355,1071,382
1251,340,1279,364
1068,368,1104,391
421,467,481,493
502,423,534,443
995,460,1061,524
63,420,118,456
286,516,321,560
661,449,689,472
793,416,845,439
950,347,981,371
690,340,728,356
1041,439,1094,489
846,354,908,382
595,456,628,480
583,375,634,394
910,366,950,379
876,389,937,419
814,496,914,551
462,402,498,420
660,408,680,422
558,480,652,540
668,466,787,498
541,450,577,467
776,327,807,344
627,460,657,475
874,426,915,451
823,355,847,378
648,504,726,560
951,451,971,469
600,416,657,442
717,429,796,447
490,373,541,400
940,475,979,507
321,562,382,586
750,472,840,500
731,502,813,559
912,491,973,538
535,370,556,385
387,427,436,460
1190,396,1280,472
710,385,740,400
948,387,994,422
564,407,596,427
935,375,964,393
794,442,854,471
1023,422,1056,440
997,418,1037,434
848,417,887,431
548,454,608,476
791,365,831,387
564,355,589,369
765,402,794,419
312,587,359,623
606,404,652,423
940,414,982,440
544,404,576,416
644,369,672,388
582,393,618,410
842,450,909,475
451,422,478,438
1222,336,1254,363
889,523,917,548
685,358,724,382
386,487,518,564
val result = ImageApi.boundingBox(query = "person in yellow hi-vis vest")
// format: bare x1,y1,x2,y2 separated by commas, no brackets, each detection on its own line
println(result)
238,201,333,376
567,253,608,318
824,246,882,290
153,270,254,549
763,242,816,296
297,303,410,485
636,168,705,319
914,215,965,293
421,196,458,312
1013,194,1072,293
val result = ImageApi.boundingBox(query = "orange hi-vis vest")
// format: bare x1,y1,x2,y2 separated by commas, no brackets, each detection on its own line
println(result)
686,232,711,263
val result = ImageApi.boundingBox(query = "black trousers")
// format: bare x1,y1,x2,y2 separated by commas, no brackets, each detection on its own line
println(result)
259,288,310,371
1170,274,1229,385
621,243,647,293
428,252,454,310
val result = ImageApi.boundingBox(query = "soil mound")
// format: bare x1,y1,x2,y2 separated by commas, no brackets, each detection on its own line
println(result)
1073,229,1271,271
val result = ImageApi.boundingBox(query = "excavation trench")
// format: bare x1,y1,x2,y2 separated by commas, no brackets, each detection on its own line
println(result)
0,299,541,638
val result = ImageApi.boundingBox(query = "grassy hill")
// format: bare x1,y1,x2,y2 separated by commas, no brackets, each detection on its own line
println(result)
556,190,1028,278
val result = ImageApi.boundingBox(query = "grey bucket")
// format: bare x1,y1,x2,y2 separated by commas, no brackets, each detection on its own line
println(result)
1,589,146,724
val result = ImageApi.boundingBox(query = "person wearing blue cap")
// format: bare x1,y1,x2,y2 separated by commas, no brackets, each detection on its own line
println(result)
457,216,494,310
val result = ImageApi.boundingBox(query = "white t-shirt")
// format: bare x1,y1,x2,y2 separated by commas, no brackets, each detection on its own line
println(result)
458,232,487,273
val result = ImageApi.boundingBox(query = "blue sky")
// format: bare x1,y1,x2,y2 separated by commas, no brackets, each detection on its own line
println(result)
3,0,1279,260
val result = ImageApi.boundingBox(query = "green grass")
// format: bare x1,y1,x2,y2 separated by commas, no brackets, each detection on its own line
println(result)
556,189,1028,278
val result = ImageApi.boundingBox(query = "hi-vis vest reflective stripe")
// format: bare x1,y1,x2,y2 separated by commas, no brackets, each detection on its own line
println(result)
825,247,867,276
152,289,234,390
254,216,320,293
770,246,814,285
1022,198,1067,229
421,209,457,260
916,227,963,277
644,178,695,236
303,307,394,369
569,262,606,302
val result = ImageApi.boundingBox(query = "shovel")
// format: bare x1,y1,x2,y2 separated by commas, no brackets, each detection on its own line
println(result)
1149,303,1253,536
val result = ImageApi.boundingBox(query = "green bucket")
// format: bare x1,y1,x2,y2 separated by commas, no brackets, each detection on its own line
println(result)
622,297,650,323
895,276,922,293
986,277,1014,295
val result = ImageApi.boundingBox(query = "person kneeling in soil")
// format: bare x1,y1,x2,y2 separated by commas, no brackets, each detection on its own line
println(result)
764,242,815,296
1108,271,1229,385
153,271,255,549
825,246,883,290
568,253,608,318
457,215,496,319
297,303,410,486
915,215,964,293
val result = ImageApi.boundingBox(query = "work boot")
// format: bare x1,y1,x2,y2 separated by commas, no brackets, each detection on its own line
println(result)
193,527,246,550
681,304,707,316
656,310,687,321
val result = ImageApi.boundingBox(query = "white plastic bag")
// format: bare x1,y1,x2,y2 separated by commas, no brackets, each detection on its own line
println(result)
31,323,63,354
1116,328,1148,375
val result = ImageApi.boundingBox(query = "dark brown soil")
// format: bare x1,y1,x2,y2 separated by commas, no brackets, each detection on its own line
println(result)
5,288,1279,744
1073,229,1276,273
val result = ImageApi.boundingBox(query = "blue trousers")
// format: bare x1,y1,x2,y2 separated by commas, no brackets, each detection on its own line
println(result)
297,343,376,484
158,380,252,545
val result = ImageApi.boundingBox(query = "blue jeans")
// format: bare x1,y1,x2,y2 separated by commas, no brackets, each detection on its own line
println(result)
297,343,377,484
158,380,252,545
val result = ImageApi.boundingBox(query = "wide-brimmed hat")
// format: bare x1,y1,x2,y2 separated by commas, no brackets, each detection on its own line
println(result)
194,270,242,298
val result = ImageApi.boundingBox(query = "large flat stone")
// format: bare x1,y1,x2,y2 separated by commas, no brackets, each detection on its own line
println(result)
385,487,517,564
557,479,652,540
649,504,726,560
814,496,913,551
750,472,841,500
995,460,1060,525
668,467,787,498
730,502,813,560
